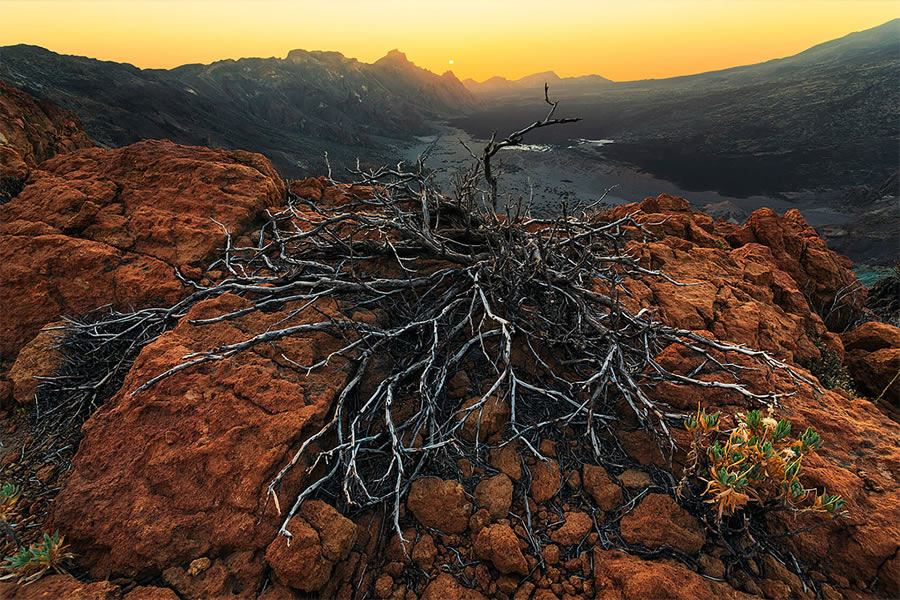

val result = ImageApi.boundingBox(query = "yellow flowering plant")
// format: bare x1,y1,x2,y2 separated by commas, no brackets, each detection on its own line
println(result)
682,407,846,522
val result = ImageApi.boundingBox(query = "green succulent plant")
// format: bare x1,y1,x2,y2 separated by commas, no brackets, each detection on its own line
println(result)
1,531,74,584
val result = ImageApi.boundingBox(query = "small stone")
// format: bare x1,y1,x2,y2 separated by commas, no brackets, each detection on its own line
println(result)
549,511,593,546
698,554,726,579
412,534,437,570
186,557,211,577
375,574,394,599
497,574,520,594
469,508,491,535
530,459,561,503
540,545,560,570
407,477,472,534
475,474,513,520
617,469,652,488
514,582,536,600
619,494,705,554
474,523,528,575
491,442,522,481
582,464,623,511
539,440,557,457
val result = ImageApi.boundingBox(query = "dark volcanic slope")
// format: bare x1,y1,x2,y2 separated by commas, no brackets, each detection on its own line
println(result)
459,19,900,198
0,45,475,177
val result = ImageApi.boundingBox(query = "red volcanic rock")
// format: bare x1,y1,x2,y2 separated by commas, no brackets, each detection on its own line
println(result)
619,494,705,554
289,176,375,208
407,477,472,534
0,81,93,192
728,208,862,326
459,393,510,442
421,573,488,600
45,293,351,584
300,500,357,562
582,464,623,512
124,586,181,600
490,441,522,481
0,139,285,364
0,232,184,365
770,384,900,597
593,549,757,600
609,195,858,365
841,321,900,403
7,320,64,405
647,338,900,596
0,575,121,599
639,192,690,213
617,469,652,489
264,502,355,593
412,533,438,570
161,551,265,599
473,523,528,575
842,321,900,352
549,511,593,546
622,239,838,365
265,516,332,592
474,473,513,520
530,458,561,503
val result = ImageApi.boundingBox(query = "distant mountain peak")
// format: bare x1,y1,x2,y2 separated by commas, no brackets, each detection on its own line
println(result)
377,49,412,66
285,48,351,64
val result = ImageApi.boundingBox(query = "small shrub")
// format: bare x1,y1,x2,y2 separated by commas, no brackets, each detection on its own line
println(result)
682,407,846,522
1,532,73,584
0,483,21,519
800,335,856,394
804,350,856,393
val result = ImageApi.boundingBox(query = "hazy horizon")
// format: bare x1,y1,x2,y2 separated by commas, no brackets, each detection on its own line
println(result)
2,1,897,82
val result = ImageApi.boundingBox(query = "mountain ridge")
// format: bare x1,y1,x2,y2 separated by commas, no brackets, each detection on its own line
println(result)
462,18,899,96
0,44,475,177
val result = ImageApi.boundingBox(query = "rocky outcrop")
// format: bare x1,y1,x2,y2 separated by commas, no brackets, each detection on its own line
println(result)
0,138,285,365
650,331,900,596
4,172,899,600
593,549,758,600
0,81,93,202
842,321,900,407
611,195,848,364
727,207,863,328
45,293,352,585
619,493,706,555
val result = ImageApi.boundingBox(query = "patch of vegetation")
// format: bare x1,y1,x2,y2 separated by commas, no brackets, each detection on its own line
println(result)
800,335,856,394
1,532,73,585
681,407,846,523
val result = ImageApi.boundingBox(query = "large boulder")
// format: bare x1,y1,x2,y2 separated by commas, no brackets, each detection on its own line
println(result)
619,494,705,555
593,548,758,600
45,293,351,585
729,207,863,329
0,139,285,365
841,321,900,408
611,196,847,365
0,81,93,200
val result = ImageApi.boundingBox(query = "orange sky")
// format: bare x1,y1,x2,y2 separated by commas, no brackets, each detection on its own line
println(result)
1,1,897,81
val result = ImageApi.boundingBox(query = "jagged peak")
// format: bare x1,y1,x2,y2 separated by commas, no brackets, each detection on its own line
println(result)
376,48,412,65
285,48,351,64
